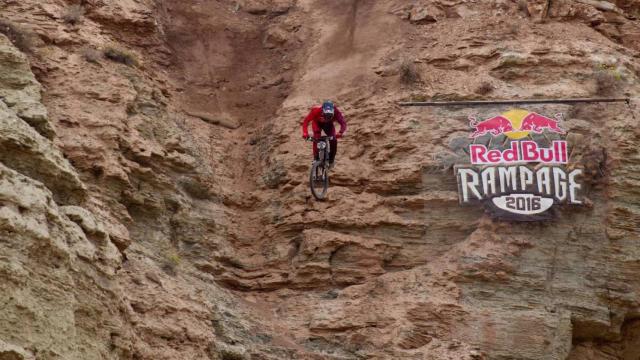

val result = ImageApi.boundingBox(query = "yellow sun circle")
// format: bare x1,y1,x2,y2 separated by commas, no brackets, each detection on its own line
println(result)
501,109,531,139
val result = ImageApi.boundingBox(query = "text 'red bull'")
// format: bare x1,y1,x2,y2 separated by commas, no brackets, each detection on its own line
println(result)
470,141,568,165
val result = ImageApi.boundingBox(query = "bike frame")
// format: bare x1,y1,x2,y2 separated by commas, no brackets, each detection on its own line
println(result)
309,136,333,167
306,136,334,200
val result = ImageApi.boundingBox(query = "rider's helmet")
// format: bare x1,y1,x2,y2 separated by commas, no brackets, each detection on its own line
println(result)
321,100,335,121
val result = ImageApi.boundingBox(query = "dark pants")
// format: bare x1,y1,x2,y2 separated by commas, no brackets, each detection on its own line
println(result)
312,121,337,162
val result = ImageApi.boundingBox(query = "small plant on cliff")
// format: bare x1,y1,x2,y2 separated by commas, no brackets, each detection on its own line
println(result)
475,81,494,95
161,250,181,276
518,0,530,16
0,19,37,53
262,163,287,189
400,60,420,84
81,47,102,64
104,46,139,67
179,177,214,200
219,349,246,360
594,63,623,95
508,23,519,36
408,94,427,103
62,5,85,25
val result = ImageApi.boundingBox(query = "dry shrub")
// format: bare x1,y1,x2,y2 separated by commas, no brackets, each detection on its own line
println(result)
475,81,494,95
160,250,181,276
594,68,621,95
400,60,420,84
179,177,213,200
410,93,428,102
81,47,101,64
104,46,139,67
518,0,530,16
508,23,519,35
262,163,287,189
219,349,245,360
62,4,85,25
0,19,37,53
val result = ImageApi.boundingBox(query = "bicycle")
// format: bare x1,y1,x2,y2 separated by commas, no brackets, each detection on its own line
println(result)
306,136,334,200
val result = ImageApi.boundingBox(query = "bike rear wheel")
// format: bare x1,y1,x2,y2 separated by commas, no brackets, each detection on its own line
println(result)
309,161,329,200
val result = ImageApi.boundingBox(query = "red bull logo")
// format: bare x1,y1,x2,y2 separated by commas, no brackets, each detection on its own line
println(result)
469,115,514,138
469,109,565,139
468,109,568,165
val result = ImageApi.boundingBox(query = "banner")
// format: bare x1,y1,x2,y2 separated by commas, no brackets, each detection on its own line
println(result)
455,109,583,220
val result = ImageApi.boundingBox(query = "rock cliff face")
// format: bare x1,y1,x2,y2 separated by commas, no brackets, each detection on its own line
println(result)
0,0,639,359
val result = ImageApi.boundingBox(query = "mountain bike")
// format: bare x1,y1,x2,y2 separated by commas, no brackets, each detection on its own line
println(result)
306,136,333,200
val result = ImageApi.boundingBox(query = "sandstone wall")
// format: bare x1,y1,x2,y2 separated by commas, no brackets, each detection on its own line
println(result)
0,0,639,359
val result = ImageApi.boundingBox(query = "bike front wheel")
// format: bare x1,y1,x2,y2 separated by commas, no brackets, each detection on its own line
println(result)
309,161,329,200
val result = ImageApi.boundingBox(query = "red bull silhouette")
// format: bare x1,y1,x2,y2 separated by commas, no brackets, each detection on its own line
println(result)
468,115,514,138
520,112,565,134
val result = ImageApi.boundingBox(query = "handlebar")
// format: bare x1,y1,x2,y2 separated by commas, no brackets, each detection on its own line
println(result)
305,136,334,142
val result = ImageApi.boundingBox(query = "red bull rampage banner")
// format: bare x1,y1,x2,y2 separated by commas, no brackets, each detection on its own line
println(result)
455,109,583,220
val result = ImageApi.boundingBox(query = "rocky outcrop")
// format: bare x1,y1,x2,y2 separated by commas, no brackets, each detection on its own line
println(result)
0,35,86,207
0,100,86,205
0,35,52,139
0,33,131,359
0,154,127,359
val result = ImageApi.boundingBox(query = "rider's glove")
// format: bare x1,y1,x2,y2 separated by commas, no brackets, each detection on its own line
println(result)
336,133,343,139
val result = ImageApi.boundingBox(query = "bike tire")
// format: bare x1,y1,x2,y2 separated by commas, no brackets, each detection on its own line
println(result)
309,161,329,200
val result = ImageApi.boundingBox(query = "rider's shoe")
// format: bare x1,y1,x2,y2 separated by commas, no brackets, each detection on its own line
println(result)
328,161,335,170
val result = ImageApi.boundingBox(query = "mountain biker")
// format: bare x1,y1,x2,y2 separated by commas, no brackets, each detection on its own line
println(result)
301,100,347,169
